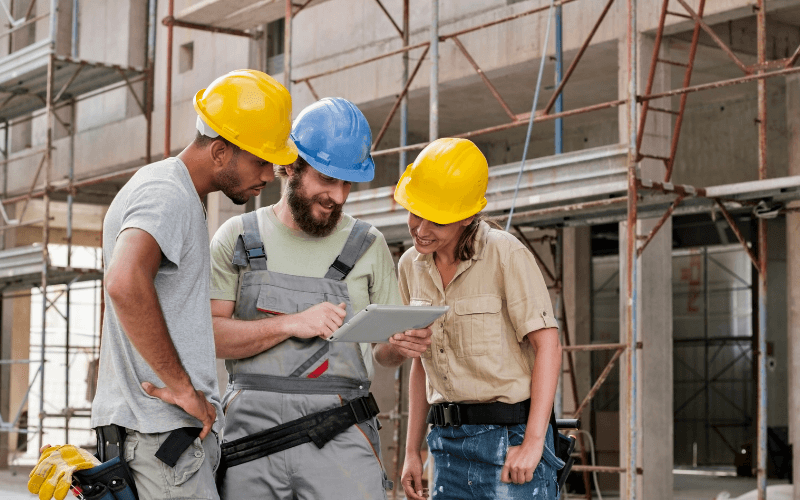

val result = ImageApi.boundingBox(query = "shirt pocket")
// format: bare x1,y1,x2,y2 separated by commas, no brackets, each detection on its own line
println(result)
453,294,502,357
409,298,433,359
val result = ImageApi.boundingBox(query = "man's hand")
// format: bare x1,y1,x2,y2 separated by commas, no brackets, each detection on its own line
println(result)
142,382,216,439
388,327,433,358
289,302,347,340
400,451,428,500
500,440,543,485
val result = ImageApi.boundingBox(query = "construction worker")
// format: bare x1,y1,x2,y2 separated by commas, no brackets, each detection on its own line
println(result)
396,138,565,500
79,70,296,500
209,97,432,500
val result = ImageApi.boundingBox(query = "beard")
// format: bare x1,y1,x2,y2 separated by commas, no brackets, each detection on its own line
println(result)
287,172,343,237
215,154,250,205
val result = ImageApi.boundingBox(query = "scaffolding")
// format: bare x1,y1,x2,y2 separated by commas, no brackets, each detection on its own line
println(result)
0,0,154,454
0,1,793,499
159,0,798,498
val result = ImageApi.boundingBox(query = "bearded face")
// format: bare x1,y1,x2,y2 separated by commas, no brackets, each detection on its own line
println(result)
286,168,345,237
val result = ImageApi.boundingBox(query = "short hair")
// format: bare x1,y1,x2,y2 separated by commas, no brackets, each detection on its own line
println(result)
194,131,241,154
274,156,310,179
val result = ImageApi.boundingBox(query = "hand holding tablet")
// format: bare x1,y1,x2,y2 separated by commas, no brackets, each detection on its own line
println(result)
327,304,449,343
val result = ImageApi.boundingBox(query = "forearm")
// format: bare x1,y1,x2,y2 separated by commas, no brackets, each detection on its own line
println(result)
373,343,407,367
405,358,431,454
108,278,192,394
523,329,562,447
213,315,294,359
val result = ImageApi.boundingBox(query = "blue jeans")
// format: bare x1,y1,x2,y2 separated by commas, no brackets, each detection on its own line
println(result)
426,423,564,500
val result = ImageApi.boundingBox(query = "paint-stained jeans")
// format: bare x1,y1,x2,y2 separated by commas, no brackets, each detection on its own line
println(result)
426,423,564,500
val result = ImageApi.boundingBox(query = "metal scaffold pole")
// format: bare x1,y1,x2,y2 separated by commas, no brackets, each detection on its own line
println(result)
755,1,768,498
429,0,438,141
399,0,409,175
625,0,638,497
284,0,292,93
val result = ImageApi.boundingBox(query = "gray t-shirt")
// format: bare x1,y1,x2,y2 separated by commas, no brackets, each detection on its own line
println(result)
91,158,223,434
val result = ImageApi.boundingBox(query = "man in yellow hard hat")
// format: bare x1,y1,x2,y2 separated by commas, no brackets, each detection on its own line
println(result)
77,70,296,500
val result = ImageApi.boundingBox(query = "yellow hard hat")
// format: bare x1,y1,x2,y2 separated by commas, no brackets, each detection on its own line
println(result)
193,69,298,165
394,138,488,225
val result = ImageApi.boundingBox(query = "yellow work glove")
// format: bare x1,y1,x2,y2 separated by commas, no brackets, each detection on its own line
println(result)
28,445,101,500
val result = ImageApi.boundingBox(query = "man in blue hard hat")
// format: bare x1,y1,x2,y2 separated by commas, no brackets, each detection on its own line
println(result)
208,97,433,499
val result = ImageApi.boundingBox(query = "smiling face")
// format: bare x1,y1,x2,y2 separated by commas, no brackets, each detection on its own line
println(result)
407,212,473,259
286,163,352,237
214,147,275,205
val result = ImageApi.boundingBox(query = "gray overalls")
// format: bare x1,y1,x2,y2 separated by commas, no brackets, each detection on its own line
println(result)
219,211,390,500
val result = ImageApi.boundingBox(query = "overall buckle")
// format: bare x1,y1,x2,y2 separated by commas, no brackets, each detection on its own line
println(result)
246,245,266,260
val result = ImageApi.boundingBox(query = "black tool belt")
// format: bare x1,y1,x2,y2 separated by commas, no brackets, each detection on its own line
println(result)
71,425,139,500
219,393,379,473
427,398,530,427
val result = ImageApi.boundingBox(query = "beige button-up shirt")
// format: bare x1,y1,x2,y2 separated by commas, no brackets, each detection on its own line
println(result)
398,221,558,405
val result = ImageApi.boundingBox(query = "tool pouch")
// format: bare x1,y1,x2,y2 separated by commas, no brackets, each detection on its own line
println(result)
73,456,138,500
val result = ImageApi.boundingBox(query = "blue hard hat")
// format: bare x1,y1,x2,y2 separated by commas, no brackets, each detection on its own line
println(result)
290,97,375,182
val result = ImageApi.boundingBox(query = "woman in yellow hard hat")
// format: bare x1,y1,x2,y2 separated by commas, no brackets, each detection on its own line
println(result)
393,138,564,499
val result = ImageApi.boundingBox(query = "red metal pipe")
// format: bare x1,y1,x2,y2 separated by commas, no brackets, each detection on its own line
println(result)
636,194,684,258
294,41,429,83
638,65,800,102
675,0,749,74
440,0,580,41
665,0,705,182
373,0,403,38
573,347,625,418
636,0,669,158
371,45,429,149
451,36,516,121
161,16,257,38
714,199,760,270
542,0,615,116
563,343,628,352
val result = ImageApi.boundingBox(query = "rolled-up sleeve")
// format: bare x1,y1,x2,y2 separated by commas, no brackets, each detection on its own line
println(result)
504,247,558,342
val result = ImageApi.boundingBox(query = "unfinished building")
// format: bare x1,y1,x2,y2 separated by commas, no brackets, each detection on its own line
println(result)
0,0,798,499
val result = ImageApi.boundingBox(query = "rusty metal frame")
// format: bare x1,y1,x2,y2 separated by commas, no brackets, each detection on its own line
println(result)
110,0,800,496
371,45,430,149
293,0,625,159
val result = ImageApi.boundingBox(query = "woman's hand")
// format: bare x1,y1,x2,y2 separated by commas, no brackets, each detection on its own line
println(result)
501,439,543,484
389,327,433,358
401,451,429,499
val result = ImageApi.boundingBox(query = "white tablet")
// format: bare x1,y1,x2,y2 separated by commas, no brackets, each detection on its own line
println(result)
327,304,449,343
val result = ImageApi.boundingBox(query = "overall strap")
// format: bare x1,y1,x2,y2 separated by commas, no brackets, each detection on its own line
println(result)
324,219,376,281
232,211,267,270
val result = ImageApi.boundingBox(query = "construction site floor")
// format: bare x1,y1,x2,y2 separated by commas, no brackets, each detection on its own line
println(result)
0,467,792,499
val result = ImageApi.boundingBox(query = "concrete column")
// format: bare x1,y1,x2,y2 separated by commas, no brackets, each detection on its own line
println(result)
785,72,800,498
617,34,673,500
562,226,592,422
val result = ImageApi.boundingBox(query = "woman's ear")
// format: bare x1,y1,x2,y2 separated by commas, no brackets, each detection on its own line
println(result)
461,216,476,227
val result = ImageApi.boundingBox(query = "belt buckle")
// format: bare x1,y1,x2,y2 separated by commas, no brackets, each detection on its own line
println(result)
441,403,461,427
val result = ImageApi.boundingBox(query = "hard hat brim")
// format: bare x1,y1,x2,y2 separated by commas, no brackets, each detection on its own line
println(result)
296,149,375,182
